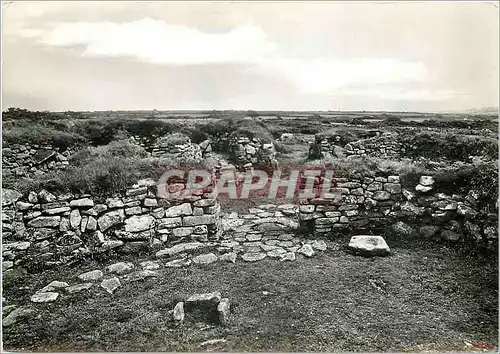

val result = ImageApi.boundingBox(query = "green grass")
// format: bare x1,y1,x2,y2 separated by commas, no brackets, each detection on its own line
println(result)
3,239,497,352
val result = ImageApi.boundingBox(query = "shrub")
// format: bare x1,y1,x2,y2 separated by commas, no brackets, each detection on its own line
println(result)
3,126,85,150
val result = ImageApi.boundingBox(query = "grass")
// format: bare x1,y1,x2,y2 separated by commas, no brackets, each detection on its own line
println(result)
3,238,497,352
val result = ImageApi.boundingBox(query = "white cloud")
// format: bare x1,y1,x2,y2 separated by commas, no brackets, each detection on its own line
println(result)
12,18,430,97
22,18,276,65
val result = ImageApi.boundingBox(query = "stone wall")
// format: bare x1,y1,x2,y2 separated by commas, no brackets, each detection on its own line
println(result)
299,174,497,249
129,133,206,160
2,178,222,271
2,144,74,178
309,133,404,159
229,136,276,165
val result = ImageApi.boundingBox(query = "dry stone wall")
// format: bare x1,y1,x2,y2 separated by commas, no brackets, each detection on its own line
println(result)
2,178,222,271
299,174,497,249
2,144,74,178
229,136,276,165
310,133,404,159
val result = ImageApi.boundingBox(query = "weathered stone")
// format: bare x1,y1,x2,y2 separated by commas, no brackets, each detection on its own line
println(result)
106,198,124,209
193,253,218,264
3,307,36,327
124,215,155,232
441,229,460,242
107,262,135,274
267,248,287,258
416,184,433,192
172,227,194,237
183,215,216,226
219,252,237,263
186,292,221,307
348,235,390,256
82,204,108,216
402,189,415,201
38,189,57,203
27,216,61,228
241,252,266,262
15,201,33,211
164,258,192,267
143,198,158,208
384,183,402,194
101,240,124,250
388,175,400,183
78,270,103,282
246,233,262,241
419,225,441,238
164,203,193,217
98,209,125,232
158,217,182,229
70,198,94,208
217,298,230,325
2,188,23,206
66,283,93,293
100,277,121,294
156,242,202,258
311,240,327,251
366,182,383,192
28,191,38,203
373,191,391,201
126,186,148,197
419,176,435,186
39,280,69,293
86,216,97,231
457,204,478,217
279,252,296,261
297,244,315,257
391,221,417,237
194,198,217,207
125,206,142,216
31,292,59,303
173,302,185,322
3,241,31,251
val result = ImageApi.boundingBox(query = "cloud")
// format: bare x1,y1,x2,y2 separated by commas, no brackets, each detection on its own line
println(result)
12,17,431,98
18,18,276,65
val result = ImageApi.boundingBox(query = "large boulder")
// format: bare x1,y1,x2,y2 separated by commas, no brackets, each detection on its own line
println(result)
347,235,390,257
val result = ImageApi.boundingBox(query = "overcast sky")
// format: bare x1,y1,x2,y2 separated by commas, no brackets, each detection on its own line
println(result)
2,1,498,112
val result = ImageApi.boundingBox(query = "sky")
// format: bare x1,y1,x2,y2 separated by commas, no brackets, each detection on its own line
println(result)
2,1,499,112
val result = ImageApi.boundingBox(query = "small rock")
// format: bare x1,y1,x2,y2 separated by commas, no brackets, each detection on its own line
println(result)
3,307,36,327
217,298,230,326
100,277,121,294
66,283,93,293
186,292,222,307
297,244,315,257
140,260,160,270
173,301,185,322
107,262,135,275
416,184,433,193
193,253,218,265
78,270,103,282
39,280,69,293
311,240,327,251
219,252,237,263
419,176,435,186
164,258,192,268
31,292,59,303
279,252,296,261
241,252,266,262
348,235,390,257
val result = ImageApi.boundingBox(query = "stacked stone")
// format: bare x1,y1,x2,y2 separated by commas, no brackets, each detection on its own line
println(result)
308,134,404,160
1,178,223,270
299,175,402,236
150,133,202,160
2,144,72,177
229,136,276,165
298,174,497,248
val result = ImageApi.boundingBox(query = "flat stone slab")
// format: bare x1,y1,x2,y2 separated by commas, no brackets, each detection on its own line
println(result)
100,277,121,294
66,283,93,293
348,235,390,256
241,252,266,262
107,262,135,275
186,291,222,307
156,242,202,258
31,292,59,303
297,244,315,257
193,253,218,265
78,270,103,282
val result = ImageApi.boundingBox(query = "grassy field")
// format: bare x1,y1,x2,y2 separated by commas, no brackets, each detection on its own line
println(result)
3,239,497,352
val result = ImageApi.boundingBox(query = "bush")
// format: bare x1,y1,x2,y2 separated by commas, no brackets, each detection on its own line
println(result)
400,131,498,162
3,126,85,150
18,157,155,196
